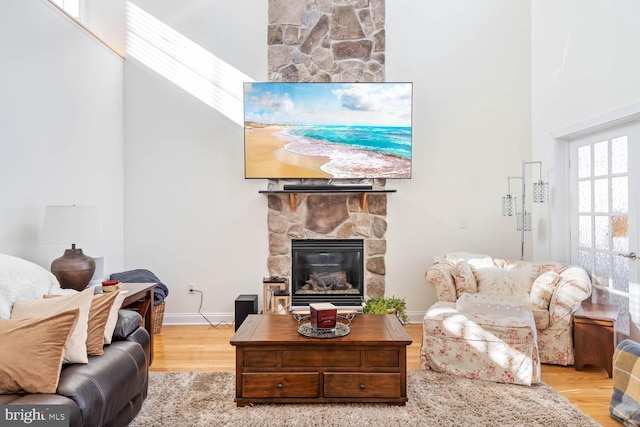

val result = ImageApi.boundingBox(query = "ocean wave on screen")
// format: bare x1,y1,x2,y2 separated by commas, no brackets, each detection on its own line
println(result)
279,128,411,178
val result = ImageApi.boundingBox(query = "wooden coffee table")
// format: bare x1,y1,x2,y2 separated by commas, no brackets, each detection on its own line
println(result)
230,314,412,406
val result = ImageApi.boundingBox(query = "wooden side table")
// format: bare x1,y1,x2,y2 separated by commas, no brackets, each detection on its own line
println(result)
120,282,156,365
573,302,619,377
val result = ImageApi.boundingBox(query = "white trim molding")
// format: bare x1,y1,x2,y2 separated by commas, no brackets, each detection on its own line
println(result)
549,101,640,264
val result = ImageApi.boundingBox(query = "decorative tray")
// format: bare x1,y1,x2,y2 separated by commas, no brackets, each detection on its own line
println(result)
293,313,356,339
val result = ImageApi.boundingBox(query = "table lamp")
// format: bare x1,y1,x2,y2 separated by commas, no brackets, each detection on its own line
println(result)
43,205,103,291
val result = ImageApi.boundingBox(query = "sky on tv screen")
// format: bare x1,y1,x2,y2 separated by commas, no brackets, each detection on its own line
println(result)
244,82,412,127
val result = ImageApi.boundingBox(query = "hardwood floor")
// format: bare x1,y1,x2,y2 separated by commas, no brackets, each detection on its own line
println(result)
151,323,618,426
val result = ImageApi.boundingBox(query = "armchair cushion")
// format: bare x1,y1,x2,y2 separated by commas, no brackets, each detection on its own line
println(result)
113,310,143,342
474,264,537,297
451,261,477,297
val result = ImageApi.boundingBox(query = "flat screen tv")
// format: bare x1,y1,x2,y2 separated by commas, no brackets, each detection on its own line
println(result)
243,82,412,180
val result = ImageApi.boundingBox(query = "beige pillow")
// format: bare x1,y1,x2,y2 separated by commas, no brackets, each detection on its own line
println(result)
11,287,94,364
0,309,79,393
86,291,120,355
104,290,128,344
529,271,562,309
451,261,478,297
475,265,538,298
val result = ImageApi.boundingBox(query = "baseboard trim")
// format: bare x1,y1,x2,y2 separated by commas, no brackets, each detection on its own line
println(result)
162,311,426,326
163,313,235,326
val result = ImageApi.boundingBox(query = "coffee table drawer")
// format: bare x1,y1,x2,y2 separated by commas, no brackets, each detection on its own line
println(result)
323,373,401,398
243,350,277,368
282,350,361,367
242,373,320,398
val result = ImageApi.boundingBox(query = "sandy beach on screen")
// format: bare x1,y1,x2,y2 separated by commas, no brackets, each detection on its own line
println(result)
245,125,332,178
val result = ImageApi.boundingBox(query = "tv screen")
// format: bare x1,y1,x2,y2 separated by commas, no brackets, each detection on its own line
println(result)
243,82,412,179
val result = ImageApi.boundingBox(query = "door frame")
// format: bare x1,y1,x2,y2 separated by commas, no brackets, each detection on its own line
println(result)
549,102,640,263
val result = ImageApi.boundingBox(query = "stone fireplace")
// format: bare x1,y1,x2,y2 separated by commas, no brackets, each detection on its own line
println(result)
264,0,388,307
265,180,388,306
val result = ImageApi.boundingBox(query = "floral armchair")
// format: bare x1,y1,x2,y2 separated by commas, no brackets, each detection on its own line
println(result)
425,253,592,365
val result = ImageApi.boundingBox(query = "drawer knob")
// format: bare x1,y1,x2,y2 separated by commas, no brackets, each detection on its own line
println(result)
277,383,284,390
359,383,365,390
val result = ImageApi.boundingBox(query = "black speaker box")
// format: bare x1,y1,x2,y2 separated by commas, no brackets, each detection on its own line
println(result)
234,294,258,331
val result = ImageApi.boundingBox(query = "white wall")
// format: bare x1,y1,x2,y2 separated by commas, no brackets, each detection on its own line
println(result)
123,0,269,323
385,0,531,316
83,0,126,55
0,0,124,275
531,0,640,262
123,0,531,323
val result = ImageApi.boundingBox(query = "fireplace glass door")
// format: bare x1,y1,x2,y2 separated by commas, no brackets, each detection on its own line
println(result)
291,239,364,306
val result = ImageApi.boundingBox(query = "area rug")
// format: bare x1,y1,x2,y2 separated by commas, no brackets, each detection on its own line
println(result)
129,370,601,427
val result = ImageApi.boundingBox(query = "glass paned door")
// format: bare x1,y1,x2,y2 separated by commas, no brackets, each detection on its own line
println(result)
570,123,639,335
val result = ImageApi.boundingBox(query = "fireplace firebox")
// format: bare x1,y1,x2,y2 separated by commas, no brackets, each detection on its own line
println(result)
291,239,364,307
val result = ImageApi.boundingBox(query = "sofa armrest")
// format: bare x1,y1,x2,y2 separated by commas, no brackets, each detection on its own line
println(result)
112,309,143,342
548,265,592,326
425,263,457,302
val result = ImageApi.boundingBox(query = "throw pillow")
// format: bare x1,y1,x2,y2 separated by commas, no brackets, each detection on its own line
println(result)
475,265,538,298
86,291,120,355
0,254,75,319
529,270,562,309
451,261,478,297
11,287,94,364
104,290,128,344
0,309,79,393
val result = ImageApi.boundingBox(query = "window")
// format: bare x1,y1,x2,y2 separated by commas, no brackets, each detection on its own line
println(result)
51,0,80,19
569,123,640,334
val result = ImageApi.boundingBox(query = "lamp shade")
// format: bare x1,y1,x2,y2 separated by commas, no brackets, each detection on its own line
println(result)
43,206,103,291
43,205,103,244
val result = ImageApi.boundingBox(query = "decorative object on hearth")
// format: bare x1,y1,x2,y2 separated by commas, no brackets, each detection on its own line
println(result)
501,160,549,260
362,295,408,324
271,289,290,315
262,277,287,314
43,205,103,291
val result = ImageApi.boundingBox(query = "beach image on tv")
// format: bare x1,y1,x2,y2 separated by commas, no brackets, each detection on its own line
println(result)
244,82,412,179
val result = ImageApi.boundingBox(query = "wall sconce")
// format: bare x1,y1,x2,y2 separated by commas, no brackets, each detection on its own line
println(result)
501,161,549,260
43,205,103,291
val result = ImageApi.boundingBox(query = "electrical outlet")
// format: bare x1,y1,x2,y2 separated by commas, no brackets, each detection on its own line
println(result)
188,283,195,293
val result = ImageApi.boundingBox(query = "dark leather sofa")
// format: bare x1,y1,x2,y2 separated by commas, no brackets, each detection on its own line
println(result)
0,310,149,427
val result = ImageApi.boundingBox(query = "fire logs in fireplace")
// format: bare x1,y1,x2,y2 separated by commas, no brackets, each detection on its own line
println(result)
291,239,364,306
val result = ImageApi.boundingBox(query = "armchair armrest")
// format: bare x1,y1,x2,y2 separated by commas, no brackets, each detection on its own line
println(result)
425,263,457,302
548,265,592,326
112,309,143,342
